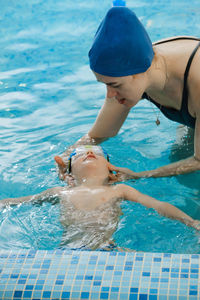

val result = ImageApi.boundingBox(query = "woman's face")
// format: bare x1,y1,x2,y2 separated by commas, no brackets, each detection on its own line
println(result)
94,72,148,108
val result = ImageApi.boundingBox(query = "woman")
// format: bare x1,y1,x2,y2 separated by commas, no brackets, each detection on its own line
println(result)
59,6,200,180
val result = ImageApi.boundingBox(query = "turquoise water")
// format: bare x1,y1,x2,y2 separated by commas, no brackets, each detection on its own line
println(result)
0,0,200,252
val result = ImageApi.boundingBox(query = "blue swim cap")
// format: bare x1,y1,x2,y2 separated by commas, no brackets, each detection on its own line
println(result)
89,7,154,77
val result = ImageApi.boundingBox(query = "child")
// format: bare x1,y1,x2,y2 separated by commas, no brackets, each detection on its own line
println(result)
0,146,199,250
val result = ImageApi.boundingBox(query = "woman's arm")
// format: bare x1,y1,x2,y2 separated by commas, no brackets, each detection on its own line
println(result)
57,97,130,179
130,155,200,179
88,96,130,138
0,187,62,208
119,184,200,229
66,96,130,150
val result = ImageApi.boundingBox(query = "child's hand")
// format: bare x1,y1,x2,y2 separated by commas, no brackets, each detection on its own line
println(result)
54,156,67,181
108,163,141,181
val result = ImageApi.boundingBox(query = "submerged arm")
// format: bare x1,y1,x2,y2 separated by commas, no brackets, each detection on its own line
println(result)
111,117,200,179
0,187,62,208
119,184,200,229
141,114,200,177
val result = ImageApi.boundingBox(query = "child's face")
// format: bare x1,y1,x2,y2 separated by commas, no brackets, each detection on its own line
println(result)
71,150,110,179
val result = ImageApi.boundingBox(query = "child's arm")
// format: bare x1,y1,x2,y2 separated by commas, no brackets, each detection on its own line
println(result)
0,187,62,208
118,184,200,230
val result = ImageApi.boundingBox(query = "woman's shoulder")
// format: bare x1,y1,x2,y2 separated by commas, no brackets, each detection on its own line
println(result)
153,36,200,46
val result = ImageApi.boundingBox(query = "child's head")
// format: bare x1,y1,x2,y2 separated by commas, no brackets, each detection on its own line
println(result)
68,145,109,172
55,146,116,186
69,146,111,183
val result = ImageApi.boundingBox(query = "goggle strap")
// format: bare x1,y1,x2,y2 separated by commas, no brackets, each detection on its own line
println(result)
68,158,72,173
69,152,76,159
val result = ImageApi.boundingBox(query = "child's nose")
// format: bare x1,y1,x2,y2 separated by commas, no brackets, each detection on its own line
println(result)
87,150,94,154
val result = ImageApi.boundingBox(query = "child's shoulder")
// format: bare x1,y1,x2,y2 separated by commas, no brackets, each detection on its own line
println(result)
111,183,127,197
112,183,127,190
111,184,138,199
46,186,66,195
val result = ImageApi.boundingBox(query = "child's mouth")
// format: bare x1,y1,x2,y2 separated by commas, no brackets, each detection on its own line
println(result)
84,154,96,160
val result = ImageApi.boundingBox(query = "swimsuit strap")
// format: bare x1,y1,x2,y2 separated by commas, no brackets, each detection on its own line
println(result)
182,41,200,110
154,36,200,46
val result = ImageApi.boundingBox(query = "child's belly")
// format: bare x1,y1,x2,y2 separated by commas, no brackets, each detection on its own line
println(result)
59,199,122,250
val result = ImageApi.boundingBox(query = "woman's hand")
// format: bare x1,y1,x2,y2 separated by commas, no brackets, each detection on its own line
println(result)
108,163,141,181
54,156,67,181
191,220,200,231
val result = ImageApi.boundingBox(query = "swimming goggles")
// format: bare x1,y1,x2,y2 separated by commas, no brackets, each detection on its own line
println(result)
68,145,109,173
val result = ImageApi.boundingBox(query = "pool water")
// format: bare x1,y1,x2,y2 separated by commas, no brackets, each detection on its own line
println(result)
0,0,200,253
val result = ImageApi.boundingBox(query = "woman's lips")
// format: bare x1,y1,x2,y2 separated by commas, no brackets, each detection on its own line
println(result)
118,98,126,104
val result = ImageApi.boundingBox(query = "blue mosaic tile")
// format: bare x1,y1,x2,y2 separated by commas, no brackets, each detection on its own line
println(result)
189,290,198,296
100,292,109,299
162,268,170,272
124,266,132,271
101,287,110,292
180,273,188,278
158,295,167,300
91,293,99,300
179,289,188,296
153,258,161,262
150,289,157,294
149,296,157,300
4,291,13,297
13,290,23,297
62,291,70,298
1,250,200,300
43,291,52,298
1,274,9,278
190,273,198,278
129,294,138,300
142,272,150,276
139,294,148,300
80,291,89,299
181,268,189,273
23,290,33,297
135,257,143,261
130,287,138,293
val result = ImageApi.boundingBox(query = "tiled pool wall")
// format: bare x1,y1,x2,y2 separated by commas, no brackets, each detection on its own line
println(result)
0,250,199,300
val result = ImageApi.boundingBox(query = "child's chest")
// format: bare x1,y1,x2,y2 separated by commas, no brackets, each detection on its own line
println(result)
62,186,118,211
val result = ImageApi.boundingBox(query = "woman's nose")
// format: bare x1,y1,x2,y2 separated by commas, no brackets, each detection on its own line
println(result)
106,86,117,98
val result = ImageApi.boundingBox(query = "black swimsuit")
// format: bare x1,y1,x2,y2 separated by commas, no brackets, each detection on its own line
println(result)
143,37,200,128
